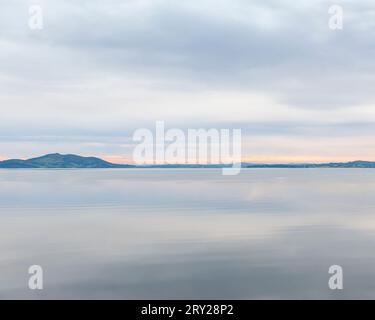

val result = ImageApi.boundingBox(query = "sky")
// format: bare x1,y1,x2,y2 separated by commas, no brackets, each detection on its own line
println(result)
1,0,375,163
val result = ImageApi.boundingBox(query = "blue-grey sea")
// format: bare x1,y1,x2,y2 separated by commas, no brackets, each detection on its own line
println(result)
0,169,375,299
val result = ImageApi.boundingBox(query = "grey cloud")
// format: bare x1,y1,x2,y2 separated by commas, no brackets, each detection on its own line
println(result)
1,0,375,159
2,0,375,108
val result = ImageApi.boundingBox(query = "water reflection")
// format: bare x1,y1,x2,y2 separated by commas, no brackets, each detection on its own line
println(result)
0,169,375,299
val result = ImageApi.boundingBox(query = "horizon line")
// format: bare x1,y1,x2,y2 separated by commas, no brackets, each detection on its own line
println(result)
0,153,374,166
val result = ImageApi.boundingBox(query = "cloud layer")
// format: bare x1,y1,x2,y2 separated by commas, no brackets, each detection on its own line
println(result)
1,0,375,162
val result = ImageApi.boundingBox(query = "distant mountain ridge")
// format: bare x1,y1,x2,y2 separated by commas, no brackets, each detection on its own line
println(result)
1,154,375,168
0,153,134,168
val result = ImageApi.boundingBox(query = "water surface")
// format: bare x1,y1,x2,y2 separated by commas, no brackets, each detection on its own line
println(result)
0,169,375,299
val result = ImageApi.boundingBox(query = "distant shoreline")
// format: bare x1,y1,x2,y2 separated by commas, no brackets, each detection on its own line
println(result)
1,153,375,169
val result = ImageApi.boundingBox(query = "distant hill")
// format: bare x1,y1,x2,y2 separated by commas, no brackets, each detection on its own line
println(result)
0,153,134,168
1,154,375,169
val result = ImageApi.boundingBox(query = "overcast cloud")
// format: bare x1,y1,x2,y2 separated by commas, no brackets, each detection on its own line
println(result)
0,0,375,162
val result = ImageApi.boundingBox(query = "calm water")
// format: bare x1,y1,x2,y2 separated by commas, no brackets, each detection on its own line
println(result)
1,169,375,299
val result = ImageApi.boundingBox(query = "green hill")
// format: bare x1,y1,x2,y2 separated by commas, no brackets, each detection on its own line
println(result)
0,153,134,168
